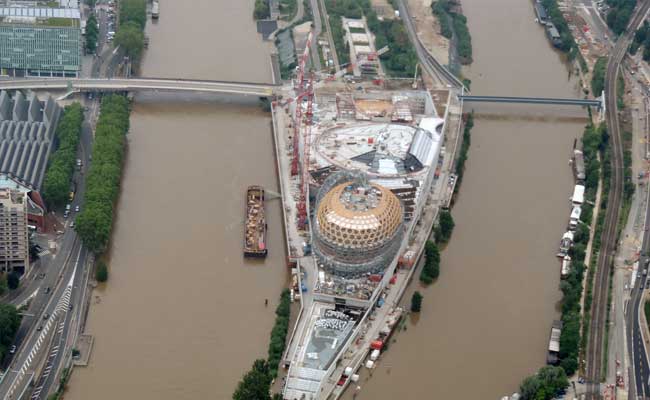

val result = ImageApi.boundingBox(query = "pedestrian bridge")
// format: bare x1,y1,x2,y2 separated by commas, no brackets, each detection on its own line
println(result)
459,95,603,109
0,77,278,96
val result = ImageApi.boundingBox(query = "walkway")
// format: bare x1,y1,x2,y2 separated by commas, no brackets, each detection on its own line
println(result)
0,78,277,96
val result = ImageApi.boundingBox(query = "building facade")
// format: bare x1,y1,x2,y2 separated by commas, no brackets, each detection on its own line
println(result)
0,8,81,77
0,188,29,275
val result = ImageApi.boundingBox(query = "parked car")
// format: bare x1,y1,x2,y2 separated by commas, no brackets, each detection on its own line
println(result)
9,345,16,354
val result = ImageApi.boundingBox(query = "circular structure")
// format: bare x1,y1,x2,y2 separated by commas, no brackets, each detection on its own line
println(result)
313,176,404,278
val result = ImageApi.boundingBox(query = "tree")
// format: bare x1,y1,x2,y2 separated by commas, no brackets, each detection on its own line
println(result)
7,272,19,290
120,0,147,30
420,240,441,284
253,0,270,19
0,303,20,358
86,14,99,53
410,291,422,312
233,359,273,400
0,274,6,296
95,260,108,282
519,366,568,400
436,210,455,243
115,22,145,62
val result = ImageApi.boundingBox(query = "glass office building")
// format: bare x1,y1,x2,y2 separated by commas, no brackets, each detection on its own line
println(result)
0,7,81,77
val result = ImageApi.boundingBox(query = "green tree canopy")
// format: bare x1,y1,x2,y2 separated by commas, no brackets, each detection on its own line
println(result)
411,291,423,312
0,303,20,359
115,21,145,62
233,359,273,400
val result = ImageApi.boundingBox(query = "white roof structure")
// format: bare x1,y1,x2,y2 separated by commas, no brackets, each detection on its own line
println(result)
0,7,80,19
570,205,581,221
354,45,373,55
350,33,369,43
346,19,365,29
549,326,561,352
572,185,585,204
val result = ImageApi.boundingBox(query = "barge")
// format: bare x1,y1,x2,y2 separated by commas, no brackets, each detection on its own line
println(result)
151,1,159,19
244,185,268,258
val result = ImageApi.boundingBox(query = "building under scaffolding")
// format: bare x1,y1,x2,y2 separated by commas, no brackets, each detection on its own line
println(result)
312,171,404,278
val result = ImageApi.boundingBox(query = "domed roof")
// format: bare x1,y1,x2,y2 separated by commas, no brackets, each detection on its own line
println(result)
315,181,403,250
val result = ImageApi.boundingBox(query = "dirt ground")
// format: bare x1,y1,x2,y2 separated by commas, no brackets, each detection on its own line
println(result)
371,0,396,19
407,0,450,66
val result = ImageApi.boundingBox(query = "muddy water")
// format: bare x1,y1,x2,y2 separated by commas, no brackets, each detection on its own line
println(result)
346,1,587,399
65,1,287,399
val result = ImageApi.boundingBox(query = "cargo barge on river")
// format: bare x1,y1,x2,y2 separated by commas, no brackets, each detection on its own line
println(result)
244,185,268,258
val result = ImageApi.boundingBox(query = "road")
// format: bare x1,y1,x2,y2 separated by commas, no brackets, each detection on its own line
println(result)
318,0,340,72
309,0,322,70
585,1,650,398
395,0,464,89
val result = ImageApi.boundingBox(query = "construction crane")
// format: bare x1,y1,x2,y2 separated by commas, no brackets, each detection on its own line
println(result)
291,31,313,176
328,45,390,80
297,73,315,229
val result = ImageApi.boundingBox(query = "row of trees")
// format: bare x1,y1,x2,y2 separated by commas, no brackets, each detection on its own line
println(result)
540,0,585,69
86,14,99,54
42,103,84,207
116,0,146,64
420,240,440,284
435,210,455,243
630,21,650,60
455,112,474,191
431,1,473,64
76,95,130,254
0,304,20,360
233,289,291,399
590,57,607,97
605,0,636,35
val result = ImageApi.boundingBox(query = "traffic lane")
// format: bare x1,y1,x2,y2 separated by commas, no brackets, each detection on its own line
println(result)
0,241,81,396
38,248,88,399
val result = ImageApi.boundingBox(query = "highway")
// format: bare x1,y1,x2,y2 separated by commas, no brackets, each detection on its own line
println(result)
585,1,650,398
0,77,277,96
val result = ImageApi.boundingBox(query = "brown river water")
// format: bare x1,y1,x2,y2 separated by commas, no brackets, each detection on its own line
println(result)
343,0,588,399
66,0,590,399
65,1,288,399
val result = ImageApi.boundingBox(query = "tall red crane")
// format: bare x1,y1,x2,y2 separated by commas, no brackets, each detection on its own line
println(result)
291,31,313,177
297,74,314,229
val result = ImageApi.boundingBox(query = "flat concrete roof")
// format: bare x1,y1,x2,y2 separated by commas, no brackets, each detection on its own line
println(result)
0,7,80,20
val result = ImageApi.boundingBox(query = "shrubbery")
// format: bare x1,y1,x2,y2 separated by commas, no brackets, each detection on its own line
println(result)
455,112,474,191
519,366,569,400
431,0,472,64
410,291,423,312
0,304,20,359
268,289,291,377
42,103,84,207
76,95,130,254
435,210,455,243
420,240,440,284
591,57,607,97
95,260,108,282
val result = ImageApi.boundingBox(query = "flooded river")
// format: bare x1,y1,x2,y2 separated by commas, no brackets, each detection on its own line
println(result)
65,1,287,399
345,1,587,399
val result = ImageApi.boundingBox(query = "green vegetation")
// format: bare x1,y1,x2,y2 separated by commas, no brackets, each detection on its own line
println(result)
7,272,19,290
540,0,584,67
420,240,440,284
324,0,417,77
435,209,455,243
591,57,607,97
645,300,650,331
115,22,145,62
268,288,290,377
410,291,423,312
519,366,569,400
431,1,472,64
0,274,7,296
120,0,146,29
454,112,474,192
0,304,21,359
234,290,291,399
47,367,71,400
46,17,76,27
76,95,130,254
42,103,84,207
117,0,146,65
95,260,108,282
254,0,270,19
280,0,297,20
85,14,99,54
233,359,274,400
630,21,650,60
605,0,635,35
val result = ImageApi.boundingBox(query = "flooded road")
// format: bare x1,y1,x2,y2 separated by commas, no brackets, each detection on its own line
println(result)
66,1,287,399
346,1,587,399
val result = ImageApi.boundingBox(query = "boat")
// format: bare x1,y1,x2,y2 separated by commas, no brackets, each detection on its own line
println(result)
557,231,574,257
546,320,562,365
151,1,159,19
561,255,571,279
244,185,268,258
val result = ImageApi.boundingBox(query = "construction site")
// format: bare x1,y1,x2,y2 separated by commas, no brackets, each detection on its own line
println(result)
269,31,463,399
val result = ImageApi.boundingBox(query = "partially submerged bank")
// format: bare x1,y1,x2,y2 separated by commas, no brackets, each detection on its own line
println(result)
431,0,473,67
